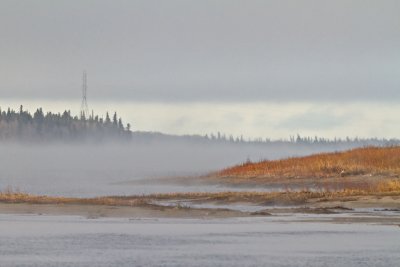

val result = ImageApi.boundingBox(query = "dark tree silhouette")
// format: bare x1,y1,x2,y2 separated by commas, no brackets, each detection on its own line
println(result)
0,106,132,142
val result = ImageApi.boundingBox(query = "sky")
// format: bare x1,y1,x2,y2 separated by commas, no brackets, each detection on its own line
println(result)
0,0,399,139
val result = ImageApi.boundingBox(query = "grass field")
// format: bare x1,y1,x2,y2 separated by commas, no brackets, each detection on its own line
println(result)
216,146,400,180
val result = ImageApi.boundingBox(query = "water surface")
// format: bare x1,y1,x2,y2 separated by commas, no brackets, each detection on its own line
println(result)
1,214,399,267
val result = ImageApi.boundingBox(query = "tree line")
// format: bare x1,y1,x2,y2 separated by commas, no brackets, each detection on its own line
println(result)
0,106,132,142
197,132,400,146
1,105,398,147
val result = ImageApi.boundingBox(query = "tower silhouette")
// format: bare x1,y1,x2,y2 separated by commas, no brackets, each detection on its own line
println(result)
80,71,89,118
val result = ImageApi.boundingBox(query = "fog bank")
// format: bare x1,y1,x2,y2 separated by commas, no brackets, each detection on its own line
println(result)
0,138,389,197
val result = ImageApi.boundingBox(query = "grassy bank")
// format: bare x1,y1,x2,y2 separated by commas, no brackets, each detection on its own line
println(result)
214,147,400,183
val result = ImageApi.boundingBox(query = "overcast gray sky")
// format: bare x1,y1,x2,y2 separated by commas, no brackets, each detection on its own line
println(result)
1,1,399,138
1,0,399,101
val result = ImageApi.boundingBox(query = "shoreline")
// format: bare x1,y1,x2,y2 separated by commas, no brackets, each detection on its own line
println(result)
1,191,400,222
1,202,400,225
0,203,249,219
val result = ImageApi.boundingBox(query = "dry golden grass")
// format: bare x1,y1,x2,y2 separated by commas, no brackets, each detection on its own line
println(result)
0,190,147,206
1,179,400,206
132,179,400,204
376,179,400,192
216,146,400,179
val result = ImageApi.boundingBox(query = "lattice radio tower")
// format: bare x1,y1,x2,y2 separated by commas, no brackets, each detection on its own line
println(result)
80,71,89,118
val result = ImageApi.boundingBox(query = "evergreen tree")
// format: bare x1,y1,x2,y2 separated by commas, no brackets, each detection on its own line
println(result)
118,118,124,130
113,112,118,126
105,112,111,124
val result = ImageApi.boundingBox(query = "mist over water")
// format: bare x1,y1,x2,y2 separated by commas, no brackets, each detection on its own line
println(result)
0,138,382,197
